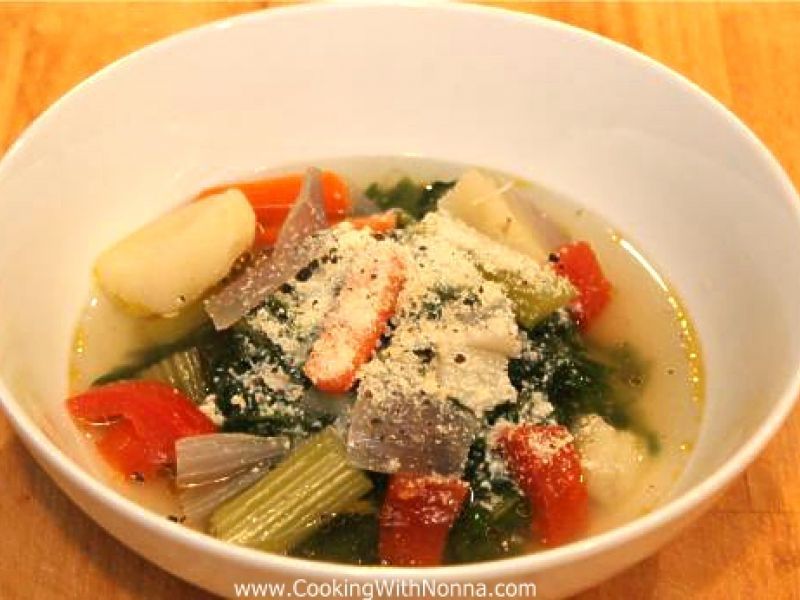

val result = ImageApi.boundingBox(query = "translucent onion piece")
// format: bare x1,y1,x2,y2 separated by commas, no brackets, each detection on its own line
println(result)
347,391,479,476
180,465,267,524
300,388,353,421
176,433,290,487
204,168,328,329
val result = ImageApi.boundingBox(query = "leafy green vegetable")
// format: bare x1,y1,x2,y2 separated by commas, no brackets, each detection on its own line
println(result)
365,178,454,220
198,324,331,438
446,486,531,563
292,514,379,565
209,428,373,553
498,312,658,451
505,313,627,428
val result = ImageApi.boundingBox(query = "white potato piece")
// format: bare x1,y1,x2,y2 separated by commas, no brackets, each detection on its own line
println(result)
574,414,648,506
95,189,256,316
438,169,548,262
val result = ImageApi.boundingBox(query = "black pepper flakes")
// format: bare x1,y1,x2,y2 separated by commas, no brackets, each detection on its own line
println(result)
295,259,320,282
413,347,436,364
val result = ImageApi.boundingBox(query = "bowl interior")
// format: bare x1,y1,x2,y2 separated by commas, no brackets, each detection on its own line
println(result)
0,1,799,574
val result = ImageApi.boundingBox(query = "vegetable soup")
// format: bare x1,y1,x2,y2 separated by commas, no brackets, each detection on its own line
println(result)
68,158,702,565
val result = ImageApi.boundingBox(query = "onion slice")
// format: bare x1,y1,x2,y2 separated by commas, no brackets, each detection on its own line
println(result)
347,392,479,476
179,467,269,524
204,168,328,329
176,433,290,488
175,433,290,523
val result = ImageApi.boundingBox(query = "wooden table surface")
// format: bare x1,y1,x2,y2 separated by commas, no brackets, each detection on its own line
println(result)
1,2,799,598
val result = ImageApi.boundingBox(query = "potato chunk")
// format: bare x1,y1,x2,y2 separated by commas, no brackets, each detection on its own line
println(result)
95,189,256,316
574,414,648,506
438,169,548,262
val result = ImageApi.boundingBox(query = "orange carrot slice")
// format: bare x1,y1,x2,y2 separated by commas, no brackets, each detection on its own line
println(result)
347,210,398,233
304,245,406,393
198,171,351,246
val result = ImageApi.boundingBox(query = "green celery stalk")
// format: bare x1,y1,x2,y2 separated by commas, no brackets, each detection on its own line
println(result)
479,266,575,328
209,428,373,553
139,347,206,402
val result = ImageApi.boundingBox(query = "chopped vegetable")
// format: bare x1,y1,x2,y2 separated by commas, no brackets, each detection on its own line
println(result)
204,168,327,329
304,244,406,393
68,381,217,478
508,314,619,428
175,433,290,488
446,486,531,563
479,266,575,328
180,464,269,525
209,428,373,553
438,169,548,262
95,189,256,316
175,433,290,522
347,210,398,233
573,414,648,506
347,391,480,476
553,241,612,329
506,186,570,250
378,473,469,566
496,423,588,546
138,348,207,403
199,325,326,439
365,178,454,220
200,171,350,246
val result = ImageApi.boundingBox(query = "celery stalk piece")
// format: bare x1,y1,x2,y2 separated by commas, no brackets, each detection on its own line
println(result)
479,267,575,328
139,347,207,403
208,428,373,553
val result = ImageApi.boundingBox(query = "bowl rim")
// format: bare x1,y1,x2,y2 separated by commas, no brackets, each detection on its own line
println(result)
1,0,799,583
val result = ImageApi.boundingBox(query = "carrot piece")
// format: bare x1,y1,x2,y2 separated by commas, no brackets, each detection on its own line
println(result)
199,171,350,228
304,245,406,393
379,473,469,566
497,423,588,546
347,210,398,233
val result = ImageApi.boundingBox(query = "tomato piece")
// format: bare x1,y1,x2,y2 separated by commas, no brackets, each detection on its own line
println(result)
553,241,611,329
497,423,588,546
95,420,154,477
304,245,406,393
199,171,351,246
68,381,216,478
379,473,469,566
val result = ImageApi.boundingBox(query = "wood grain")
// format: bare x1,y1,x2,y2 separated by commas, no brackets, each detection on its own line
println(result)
1,2,799,598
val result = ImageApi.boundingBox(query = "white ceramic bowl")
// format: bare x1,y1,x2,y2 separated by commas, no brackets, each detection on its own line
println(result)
1,3,799,597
